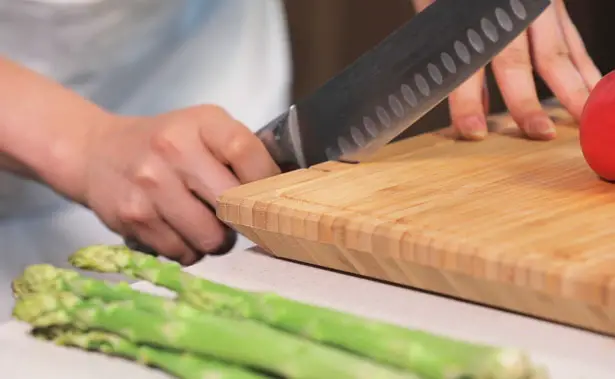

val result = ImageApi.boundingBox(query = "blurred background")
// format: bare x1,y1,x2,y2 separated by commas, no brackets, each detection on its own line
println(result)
283,0,615,138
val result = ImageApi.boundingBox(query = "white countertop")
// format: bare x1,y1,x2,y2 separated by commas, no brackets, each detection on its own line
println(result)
0,235,612,379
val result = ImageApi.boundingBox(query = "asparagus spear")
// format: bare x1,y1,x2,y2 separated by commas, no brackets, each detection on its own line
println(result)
69,245,549,379
11,265,414,378
12,264,206,321
14,268,272,378
13,291,419,379
30,326,269,379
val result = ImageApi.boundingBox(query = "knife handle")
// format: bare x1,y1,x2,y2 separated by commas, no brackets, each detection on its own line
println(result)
255,106,303,173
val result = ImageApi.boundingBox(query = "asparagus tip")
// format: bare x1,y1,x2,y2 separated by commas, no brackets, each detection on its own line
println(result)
12,292,77,327
12,264,76,298
69,245,134,273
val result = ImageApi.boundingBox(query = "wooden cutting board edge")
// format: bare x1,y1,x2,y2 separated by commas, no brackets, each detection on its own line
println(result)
217,106,615,336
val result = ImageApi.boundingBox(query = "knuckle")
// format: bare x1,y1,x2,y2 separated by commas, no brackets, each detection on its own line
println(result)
574,85,589,97
150,128,181,158
131,161,162,189
497,46,531,69
191,104,231,125
117,201,155,225
225,132,257,163
566,85,590,105
204,104,231,119
535,44,571,70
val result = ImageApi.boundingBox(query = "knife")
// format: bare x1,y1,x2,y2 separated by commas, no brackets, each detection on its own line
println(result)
257,0,550,169
126,0,550,256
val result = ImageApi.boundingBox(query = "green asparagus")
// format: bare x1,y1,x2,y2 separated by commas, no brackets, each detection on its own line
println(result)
14,291,419,379
12,264,206,320
31,326,269,379
69,245,549,379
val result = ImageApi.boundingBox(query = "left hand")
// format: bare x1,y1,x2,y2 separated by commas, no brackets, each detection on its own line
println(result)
411,0,602,140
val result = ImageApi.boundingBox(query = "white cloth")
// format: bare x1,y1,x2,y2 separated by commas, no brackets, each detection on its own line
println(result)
0,0,292,322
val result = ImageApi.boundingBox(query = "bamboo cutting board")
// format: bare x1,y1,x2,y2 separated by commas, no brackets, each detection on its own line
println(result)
217,103,615,336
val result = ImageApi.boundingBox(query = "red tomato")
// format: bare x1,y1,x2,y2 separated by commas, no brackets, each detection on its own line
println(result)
580,70,615,182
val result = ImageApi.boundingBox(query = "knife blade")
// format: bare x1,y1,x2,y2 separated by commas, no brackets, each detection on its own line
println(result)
256,0,550,170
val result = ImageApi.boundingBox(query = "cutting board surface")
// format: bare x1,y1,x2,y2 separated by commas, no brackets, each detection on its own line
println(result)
217,105,615,335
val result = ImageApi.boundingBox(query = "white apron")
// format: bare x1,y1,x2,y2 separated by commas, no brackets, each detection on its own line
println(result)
0,0,292,321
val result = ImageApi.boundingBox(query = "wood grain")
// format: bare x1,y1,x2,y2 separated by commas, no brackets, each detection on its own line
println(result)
217,103,615,335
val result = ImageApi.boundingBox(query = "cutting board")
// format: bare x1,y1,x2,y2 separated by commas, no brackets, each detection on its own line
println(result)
217,103,615,336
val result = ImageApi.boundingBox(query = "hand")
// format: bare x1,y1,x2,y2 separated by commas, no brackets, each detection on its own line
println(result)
82,105,280,265
411,0,602,140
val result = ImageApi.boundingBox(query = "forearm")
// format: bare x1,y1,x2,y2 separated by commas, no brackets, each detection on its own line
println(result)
0,57,116,202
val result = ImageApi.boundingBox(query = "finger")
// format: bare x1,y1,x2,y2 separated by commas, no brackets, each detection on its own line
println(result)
412,0,433,12
207,226,238,256
184,150,239,207
448,69,489,140
529,5,589,120
554,0,602,90
414,0,490,139
150,123,241,206
491,33,555,140
115,186,198,264
128,221,199,266
482,78,490,115
198,106,281,183
132,156,228,257
151,135,240,257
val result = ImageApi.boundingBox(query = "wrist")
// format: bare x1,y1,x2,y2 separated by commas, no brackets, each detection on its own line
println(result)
3,106,124,205
0,58,133,204
53,110,127,204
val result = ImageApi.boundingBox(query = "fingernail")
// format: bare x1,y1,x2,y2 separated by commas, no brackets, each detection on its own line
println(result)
207,226,238,256
459,116,487,140
525,117,556,140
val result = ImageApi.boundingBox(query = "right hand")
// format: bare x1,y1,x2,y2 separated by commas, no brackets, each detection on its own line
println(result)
80,105,280,265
